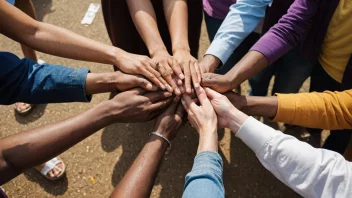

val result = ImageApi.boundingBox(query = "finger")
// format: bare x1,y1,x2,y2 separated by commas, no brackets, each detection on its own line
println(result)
182,94,199,111
170,58,184,80
205,87,223,100
148,97,173,112
175,103,186,120
165,75,181,95
164,96,180,115
173,76,184,94
195,86,212,108
190,61,200,88
194,61,202,83
124,87,147,96
183,62,192,94
145,91,173,103
142,68,166,90
133,76,157,91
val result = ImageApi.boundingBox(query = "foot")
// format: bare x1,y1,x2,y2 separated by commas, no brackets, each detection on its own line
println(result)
14,103,33,114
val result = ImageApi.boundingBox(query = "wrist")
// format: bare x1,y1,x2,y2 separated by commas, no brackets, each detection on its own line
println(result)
201,55,221,72
85,73,118,95
228,108,249,135
198,129,218,153
149,46,168,57
92,100,120,126
148,133,169,151
111,47,123,66
172,45,190,54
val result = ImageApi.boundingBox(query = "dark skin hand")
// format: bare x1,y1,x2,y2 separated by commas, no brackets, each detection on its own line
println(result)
201,51,269,93
110,97,185,198
0,1,166,91
85,71,158,95
224,91,278,118
0,88,173,185
198,54,222,74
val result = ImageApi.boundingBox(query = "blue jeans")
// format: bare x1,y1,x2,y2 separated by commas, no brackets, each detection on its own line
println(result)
183,151,224,198
204,12,260,75
249,48,314,96
0,52,91,104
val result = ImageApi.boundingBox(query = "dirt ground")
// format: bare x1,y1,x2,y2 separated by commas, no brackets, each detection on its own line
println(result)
0,0,321,197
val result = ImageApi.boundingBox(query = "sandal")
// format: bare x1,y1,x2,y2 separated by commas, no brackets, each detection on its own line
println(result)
36,157,66,181
13,103,34,115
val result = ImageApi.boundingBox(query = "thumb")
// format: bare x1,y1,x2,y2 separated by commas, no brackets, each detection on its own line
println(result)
204,87,223,100
134,76,157,91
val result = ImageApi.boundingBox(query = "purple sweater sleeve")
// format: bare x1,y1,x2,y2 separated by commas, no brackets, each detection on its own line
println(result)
250,0,318,64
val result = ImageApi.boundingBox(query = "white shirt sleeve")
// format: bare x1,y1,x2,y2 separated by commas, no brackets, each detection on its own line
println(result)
236,117,352,197
205,0,272,64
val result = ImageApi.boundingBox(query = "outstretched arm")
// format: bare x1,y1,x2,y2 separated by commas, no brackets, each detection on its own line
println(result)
0,89,173,185
127,0,183,95
0,0,165,90
111,98,185,198
163,0,201,92
205,88,352,198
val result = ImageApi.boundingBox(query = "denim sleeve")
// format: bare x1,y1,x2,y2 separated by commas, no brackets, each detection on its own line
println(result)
205,0,271,64
0,53,91,104
182,151,224,198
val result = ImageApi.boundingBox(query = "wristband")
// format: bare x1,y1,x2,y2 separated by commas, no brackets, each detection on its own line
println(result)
149,132,171,149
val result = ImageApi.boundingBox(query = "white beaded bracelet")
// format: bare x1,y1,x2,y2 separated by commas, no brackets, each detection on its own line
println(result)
149,132,171,149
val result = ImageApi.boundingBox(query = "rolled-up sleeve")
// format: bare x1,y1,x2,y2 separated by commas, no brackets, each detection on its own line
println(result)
0,52,91,104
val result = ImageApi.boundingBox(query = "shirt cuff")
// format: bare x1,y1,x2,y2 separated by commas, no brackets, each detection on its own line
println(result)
236,117,279,154
272,94,296,124
205,40,236,65
191,151,223,177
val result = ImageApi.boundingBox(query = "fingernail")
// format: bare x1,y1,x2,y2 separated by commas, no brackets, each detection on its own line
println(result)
167,85,173,92
194,83,200,88
175,89,181,96
178,80,183,86
187,88,191,94
179,74,185,79
146,83,153,90
164,92,172,97
160,84,166,90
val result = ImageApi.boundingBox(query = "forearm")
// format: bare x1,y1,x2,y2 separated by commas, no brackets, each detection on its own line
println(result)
0,101,114,184
0,2,119,66
127,0,167,56
226,51,269,88
110,135,168,198
236,117,352,197
228,94,278,118
85,73,119,95
163,0,190,52
197,129,218,154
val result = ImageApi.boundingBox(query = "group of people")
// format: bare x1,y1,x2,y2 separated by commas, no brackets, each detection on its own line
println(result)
1,0,352,197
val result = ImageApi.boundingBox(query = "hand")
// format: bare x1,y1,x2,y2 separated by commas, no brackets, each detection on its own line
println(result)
109,88,173,123
201,73,234,93
153,97,185,141
152,51,183,95
198,54,221,74
114,48,167,91
173,49,201,94
113,71,157,91
223,91,244,110
205,88,248,133
181,86,217,135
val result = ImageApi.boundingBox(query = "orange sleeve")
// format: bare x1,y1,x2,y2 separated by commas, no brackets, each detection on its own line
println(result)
272,90,352,130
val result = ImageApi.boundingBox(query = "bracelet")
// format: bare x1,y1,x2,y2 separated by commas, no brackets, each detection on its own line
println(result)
149,132,171,149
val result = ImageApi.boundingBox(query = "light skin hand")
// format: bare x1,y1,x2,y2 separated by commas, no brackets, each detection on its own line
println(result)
205,88,248,134
199,54,221,74
152,50,183,95
181,86,218,153
173,49,201,94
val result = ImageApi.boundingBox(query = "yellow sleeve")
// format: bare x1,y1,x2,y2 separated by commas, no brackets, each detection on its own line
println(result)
272,90,352,130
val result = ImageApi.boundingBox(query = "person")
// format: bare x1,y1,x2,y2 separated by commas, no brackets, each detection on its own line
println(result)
110,97,185,198
102,0,203,95
224,89,352,130
201,0,352,154
0,0,162,180
10,0,42,114
182,86,352,197
202,0,262,75
0,88,173,188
